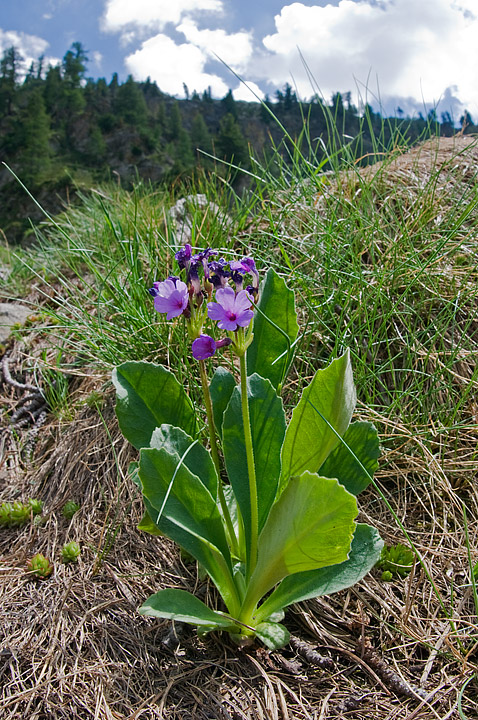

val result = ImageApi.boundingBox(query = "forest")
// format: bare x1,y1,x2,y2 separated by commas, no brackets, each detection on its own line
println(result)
0,41,475,242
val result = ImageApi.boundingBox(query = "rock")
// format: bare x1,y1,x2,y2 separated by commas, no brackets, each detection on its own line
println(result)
169,194,232,244
0,303,31,344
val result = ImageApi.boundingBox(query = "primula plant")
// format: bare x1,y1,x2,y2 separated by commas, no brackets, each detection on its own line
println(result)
113,245,383,649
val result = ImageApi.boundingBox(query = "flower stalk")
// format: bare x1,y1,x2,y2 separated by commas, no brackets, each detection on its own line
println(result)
239,343,258,582
197,358,239,557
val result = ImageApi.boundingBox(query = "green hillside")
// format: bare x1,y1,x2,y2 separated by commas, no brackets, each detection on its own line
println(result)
1,42,475,243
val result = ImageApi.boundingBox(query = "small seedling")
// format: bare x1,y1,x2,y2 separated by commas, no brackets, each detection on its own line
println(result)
62,501,80,519
61,541,81,563
27,553,53,578
377,543,415,578
85,390,104,409
0,502,15,526
28,499,44,516
0,499,43,528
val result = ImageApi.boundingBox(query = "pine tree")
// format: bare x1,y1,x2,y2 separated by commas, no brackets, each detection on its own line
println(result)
82,124,107,164
221,89,237,118
283,83,297,112
63,42,88,87
172,128,195,173
61,42,87,115
216,113,249,167
191,111,212,154
168,101,183,140
43,64,63,116
114,75,148,125
0,46,23,116
16,87,52,182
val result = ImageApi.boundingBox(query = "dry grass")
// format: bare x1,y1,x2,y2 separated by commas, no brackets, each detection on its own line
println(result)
1,137,478,719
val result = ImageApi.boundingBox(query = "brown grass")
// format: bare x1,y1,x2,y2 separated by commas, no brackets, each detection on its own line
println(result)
1,137,478,719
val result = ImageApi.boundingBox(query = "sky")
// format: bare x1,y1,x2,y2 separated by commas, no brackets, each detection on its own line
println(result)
1,0,478,121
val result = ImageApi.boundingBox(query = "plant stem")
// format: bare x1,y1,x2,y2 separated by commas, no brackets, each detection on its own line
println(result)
198,359,239,556
239,351,258,581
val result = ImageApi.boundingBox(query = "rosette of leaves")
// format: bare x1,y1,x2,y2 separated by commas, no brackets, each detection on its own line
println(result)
27,553,53,578
113,268,383,649
0,499,43,527
62,501,80,520
378,543,415,579
61,541,81,562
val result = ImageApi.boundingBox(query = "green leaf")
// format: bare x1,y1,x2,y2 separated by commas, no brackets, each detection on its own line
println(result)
139,588,233,627
280,351,356,486
255,524,383,622
113,361,196,449
150,424,217,498
210,367,236,436
222,374,286,563
139,447,239,615
319,421,380,495
244,472,357,611
247,268,299,390
255,621,290,650
223,484,240,539
128,461,140,487
137,509,163,536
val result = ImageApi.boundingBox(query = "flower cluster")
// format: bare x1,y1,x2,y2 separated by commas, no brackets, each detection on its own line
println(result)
149,245,259,360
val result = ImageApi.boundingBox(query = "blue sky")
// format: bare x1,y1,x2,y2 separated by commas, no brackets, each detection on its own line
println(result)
2,1,478,120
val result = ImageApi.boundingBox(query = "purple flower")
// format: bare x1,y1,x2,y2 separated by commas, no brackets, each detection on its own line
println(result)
151,278,189,320
230,270,244,291
192,335,217,360
208,258,230,287
230,256,259,289
192,334,232,360
175,243,192,269
207,287,254,331
193,248,217,280
187,261,202,296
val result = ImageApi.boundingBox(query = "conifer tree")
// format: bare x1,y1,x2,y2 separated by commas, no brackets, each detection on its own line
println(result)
168,100,183,140
16,87,51,182
221,89,237,118
216,113,249,167
0,46,22,116
191,111,212,154
114,75,148,125
61,42,87,115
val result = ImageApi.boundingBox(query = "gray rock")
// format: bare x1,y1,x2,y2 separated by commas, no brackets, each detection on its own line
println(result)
0,303,31,344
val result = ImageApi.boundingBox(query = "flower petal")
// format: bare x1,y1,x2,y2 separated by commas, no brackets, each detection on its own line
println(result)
235,309,254,327
192,335,217,360
214,286,236,312
234,289,253,312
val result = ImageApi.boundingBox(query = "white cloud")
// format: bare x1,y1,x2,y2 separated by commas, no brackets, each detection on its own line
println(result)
102,0,223,36
92,51,103,68
232,81,264,102
177,20,253,72
125,33,228,96
0,29,60,74
251,0,478,116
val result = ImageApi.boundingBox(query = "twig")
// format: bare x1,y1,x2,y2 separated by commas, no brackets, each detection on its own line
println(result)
359,640,428,700
289,635,335,670
1,353,37,391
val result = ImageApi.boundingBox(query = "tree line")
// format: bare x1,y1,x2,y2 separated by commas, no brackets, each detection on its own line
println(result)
0,42,475,242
